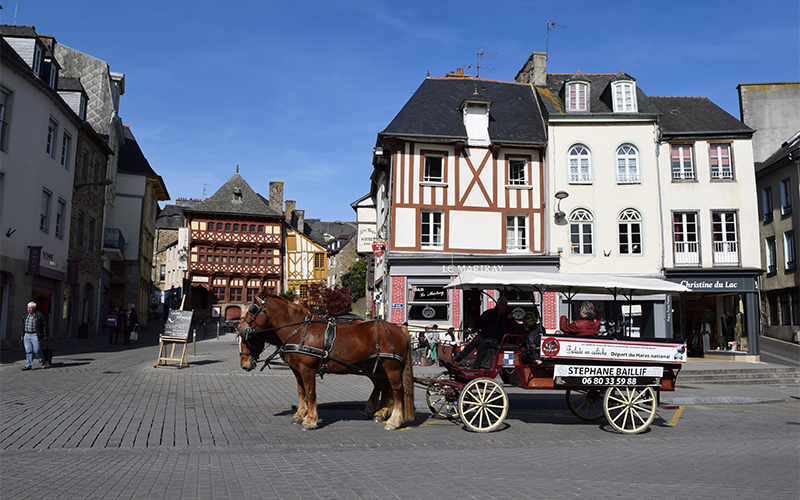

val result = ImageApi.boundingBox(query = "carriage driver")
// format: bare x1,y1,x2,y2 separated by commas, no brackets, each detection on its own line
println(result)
453,296,516,369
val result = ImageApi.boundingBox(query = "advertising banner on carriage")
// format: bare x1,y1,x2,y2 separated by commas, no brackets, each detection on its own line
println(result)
552,364,664,387
540,337,687,364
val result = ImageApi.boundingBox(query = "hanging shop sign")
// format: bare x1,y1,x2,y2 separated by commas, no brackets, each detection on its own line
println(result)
372,240,386,258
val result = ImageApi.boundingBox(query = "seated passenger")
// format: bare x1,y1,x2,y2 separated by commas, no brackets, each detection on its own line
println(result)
453,296,516,369
516,311,543,365
559,301,599,337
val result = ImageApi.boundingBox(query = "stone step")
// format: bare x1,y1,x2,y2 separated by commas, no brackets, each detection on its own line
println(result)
678,368,800,385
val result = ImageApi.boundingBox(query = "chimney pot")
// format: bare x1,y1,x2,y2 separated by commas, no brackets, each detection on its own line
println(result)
269,181,284,215
285,200,296,222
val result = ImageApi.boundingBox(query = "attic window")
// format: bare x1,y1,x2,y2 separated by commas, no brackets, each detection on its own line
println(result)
233,187,242,203
669,109,681,115
567,82,588,112
612,81,637,113
462,101,491,146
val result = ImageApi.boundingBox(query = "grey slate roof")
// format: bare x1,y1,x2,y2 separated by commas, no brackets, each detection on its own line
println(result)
185,173,283,218
380,77,546,145
756,130,800,174
0,25,38,38
155,205,187,230
290,218,357,250
536,72,660,116
118,126,158,176
649,97,754,136
58,77,85,92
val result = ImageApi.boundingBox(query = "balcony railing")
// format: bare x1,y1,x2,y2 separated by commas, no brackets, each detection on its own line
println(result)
617,173,641,184
569,173,592,184
103,228,125,260
672,171,695,181
713,241,739,265
710,169,734,180
674,241,699,265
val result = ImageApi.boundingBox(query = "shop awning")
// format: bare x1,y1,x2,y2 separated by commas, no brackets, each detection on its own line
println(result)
445,270,690,297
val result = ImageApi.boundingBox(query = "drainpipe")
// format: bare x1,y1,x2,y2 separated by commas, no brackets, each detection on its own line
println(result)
93,181,109,347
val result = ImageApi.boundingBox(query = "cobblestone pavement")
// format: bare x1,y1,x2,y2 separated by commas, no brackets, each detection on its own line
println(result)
1,329,798,499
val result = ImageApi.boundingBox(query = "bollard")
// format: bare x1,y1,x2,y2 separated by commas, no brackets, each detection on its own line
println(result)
193,328,196,355
217,320,220,340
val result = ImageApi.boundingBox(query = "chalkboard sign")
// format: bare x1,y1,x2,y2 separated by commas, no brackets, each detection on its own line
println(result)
163,310,193,339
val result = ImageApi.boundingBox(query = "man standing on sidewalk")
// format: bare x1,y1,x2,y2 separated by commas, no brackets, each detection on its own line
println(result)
122,303,138,345
21,302,49,370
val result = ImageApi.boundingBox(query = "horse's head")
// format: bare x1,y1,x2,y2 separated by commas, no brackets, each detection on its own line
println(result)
236,287,271,371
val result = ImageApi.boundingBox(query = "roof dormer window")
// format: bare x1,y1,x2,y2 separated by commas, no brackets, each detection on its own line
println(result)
233,187,242,203
46,58,57,89
461,93,492,146
566,81,588,112
32,44,43,76
79,96,87,120
612,81,637,113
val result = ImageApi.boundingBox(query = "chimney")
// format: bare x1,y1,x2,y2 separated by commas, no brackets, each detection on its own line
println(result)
285,200,296,222
269,181,284,215
291,210,305,231
515,51,547,86
445,68,472,78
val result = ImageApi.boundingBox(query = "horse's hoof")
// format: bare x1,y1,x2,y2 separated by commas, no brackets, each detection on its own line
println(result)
373,416,383,423
292,418,302,425
384,424,398,431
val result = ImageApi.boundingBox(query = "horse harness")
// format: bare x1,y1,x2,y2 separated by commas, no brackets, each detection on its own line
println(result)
240,296,405,378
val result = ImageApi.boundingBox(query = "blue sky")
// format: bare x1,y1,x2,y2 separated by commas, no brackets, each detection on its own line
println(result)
8,1,799,221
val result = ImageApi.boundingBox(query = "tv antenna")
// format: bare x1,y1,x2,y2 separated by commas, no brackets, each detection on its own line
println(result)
203,183,209,199
465,47,496,78
546,18,567,61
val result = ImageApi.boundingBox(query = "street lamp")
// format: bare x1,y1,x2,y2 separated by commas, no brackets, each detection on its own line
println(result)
554,190,569,223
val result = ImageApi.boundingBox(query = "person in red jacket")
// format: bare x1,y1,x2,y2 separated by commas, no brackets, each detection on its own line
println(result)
559,301,599,336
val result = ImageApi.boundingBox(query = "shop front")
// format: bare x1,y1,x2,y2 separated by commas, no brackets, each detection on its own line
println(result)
666,271,761,359
387,254,559,340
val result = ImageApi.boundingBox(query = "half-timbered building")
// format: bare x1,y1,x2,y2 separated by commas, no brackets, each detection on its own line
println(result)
183,172,284,322
371,70,557,331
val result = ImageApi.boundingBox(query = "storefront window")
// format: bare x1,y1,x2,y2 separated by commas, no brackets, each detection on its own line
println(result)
408,285,449,322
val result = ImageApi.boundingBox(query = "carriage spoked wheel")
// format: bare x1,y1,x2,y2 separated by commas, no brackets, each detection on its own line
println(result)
565,388,606,421
425,373,458,419
457,378,508,433
603,386,657,434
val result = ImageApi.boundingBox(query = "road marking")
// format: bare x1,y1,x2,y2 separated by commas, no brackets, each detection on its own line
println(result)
757,403,800,412
667,405,684,426
692,405,799,415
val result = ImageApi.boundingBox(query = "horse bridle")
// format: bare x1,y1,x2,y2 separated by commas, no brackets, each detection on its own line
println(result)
239,295,268,361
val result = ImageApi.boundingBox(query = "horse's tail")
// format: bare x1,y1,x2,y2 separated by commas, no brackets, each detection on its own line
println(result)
400,325,416,423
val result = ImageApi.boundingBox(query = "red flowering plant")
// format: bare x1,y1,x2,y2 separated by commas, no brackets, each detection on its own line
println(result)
302,283,353,318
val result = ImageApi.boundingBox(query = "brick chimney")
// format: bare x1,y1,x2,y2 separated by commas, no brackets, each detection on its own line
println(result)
285,200,296,222
269,181,284,215
515,52,546,86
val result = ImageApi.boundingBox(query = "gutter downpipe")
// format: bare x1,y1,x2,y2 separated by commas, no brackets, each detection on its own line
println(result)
384,143,394,321
654,116,672,336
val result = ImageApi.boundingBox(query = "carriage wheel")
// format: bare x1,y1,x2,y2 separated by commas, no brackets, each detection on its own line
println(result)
565,388,606,421
426,373,458,419
457,378,508,433
603,386,656,434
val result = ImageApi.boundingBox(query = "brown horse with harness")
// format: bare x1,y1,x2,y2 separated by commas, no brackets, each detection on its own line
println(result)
236,288,415,430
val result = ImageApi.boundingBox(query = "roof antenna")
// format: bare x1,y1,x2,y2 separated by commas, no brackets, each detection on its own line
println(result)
465,47,496,78
203,183,209,199
546,18,567,61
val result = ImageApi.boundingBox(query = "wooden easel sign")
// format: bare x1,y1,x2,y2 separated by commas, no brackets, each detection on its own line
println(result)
155,310,193,369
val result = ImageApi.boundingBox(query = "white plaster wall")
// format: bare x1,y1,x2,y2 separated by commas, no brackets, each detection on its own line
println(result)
0,65,77,271
112,173,145,259
548,121,663,275
394,207,416,248
659,138,760,269
449,211,502,250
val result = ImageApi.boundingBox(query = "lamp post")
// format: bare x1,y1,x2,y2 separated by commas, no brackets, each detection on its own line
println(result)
553,190,569,223
73,178,113,346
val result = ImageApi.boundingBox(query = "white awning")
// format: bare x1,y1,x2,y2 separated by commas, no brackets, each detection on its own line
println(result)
444,270,690,296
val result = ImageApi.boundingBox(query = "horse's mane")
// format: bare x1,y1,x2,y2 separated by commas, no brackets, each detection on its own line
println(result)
265,292,315,318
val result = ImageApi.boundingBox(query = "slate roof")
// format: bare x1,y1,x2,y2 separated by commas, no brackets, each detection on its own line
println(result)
649,97,754,136
380,77,546,145
118,126,158,176
58,77,85,92
155,205,187,230
536,72,660,116
290,218,357,250
0,25,38,38
185,173,283,218
756,130,800,174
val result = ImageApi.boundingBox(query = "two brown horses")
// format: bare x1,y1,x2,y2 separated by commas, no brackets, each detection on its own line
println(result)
237,288,415,430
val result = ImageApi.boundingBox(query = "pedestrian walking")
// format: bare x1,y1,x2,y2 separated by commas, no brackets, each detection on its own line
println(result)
21,301,49,370
123,303,138,345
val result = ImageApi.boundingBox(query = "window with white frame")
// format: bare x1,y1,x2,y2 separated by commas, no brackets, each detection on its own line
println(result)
709,143,733,180
781,178,792,216
423,155,443,183
762,186,774,222
673,212,699,265
569,209,593,255
33,44,43,76
508,159,528,186
0,90,9,152
766,237,777,275
61,131,72,169
712,211,739,265
46,118,58,158
618,209,642,255
55,199,66,239
616,144,640,183
671,144,695,181
568,145,592,183
567,82,588,112
506,215,528,251
47,59,57,88
79,96,87,121
612,81,637,112
420,210,443,248
784,230,796,271
40,190,52,233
